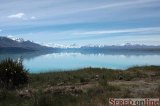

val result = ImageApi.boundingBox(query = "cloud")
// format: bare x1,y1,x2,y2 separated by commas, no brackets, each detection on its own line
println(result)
68,0,156,14
0,29,2,32
8,13,25,19
7,13,36,20
30,16,36,20
1,0,160,45
0,0,159,26
73,27,160,35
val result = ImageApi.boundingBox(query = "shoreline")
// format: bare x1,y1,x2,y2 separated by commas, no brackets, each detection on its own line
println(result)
29,65,160,74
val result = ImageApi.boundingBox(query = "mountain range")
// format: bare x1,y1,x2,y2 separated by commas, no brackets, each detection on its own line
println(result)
0,37,52,53
0,36,160,53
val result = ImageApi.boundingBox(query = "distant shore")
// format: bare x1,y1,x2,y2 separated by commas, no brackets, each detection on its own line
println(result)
0,66,160,106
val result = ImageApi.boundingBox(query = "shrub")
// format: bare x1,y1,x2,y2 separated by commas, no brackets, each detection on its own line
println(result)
0,58,29,89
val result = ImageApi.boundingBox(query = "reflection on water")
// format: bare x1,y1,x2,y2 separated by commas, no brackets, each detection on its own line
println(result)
0,51,160,73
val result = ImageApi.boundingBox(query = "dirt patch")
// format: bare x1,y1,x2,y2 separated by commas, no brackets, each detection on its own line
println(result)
109,79,160,97
44,82,97,95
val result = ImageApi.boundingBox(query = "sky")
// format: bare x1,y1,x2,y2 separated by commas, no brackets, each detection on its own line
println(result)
0,0,160,46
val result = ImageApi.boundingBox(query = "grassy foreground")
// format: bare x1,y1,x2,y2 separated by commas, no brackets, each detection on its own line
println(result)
0,66,160,106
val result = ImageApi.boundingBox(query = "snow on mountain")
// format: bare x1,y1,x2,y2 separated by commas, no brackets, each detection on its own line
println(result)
3,36,160,49
0,36,51,51
7,36,25,43
40,42,81,48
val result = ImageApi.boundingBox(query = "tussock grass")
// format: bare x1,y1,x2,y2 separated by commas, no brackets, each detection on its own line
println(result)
0,64,160,106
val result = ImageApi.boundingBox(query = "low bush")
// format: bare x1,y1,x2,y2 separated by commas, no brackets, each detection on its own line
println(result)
0,58,29,89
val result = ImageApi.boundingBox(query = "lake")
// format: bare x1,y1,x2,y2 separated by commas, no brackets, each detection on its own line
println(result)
0,51,160,73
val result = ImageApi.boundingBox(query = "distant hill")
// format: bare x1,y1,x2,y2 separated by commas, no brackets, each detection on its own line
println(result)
0,37,52,53
80,44,160,51
1,36,160,54
58,43,160,55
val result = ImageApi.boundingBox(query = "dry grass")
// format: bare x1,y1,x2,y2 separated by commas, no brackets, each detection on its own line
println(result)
0,66,160,106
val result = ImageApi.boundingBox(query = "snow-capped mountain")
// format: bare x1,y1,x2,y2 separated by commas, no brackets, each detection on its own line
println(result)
0,36,52,52
1,36,160,53
7,36,25,43
41,42,81,48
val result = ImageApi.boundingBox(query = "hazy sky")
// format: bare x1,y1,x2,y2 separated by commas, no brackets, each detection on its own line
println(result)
0,0,160,46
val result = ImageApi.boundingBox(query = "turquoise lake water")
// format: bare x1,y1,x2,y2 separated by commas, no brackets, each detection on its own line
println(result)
0,51,160,73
